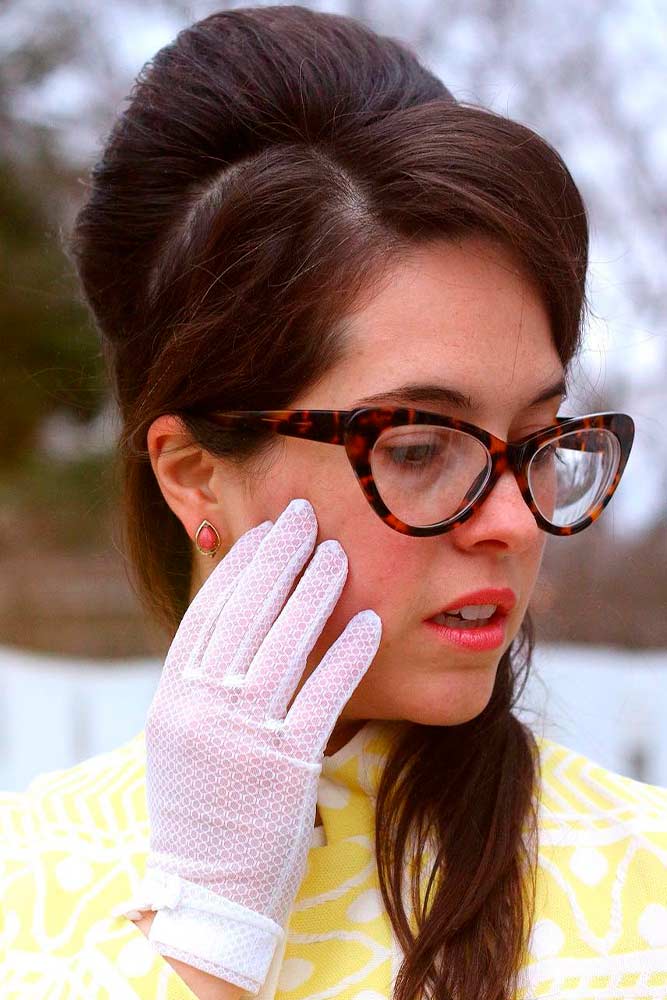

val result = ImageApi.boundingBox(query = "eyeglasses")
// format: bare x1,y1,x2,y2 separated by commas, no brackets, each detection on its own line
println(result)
196,407,634,537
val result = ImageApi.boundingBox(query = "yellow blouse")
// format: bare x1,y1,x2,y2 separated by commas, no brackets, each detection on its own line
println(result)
1,719,666,999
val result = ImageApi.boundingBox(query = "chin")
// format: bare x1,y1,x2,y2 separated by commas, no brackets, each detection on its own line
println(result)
405,705,490,727
399,678,497,727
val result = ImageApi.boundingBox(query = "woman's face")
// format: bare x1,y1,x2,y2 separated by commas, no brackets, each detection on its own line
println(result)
163,235,566,753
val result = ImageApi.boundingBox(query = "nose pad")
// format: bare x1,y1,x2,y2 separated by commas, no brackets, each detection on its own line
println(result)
462,468,489,506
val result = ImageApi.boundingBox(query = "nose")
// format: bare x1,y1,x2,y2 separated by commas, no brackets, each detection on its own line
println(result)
452,466,540,550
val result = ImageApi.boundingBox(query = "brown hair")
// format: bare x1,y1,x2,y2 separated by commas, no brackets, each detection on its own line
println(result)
69,7,588,998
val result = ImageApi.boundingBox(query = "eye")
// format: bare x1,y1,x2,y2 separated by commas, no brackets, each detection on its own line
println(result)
386,442,441,467
533,442,557,463
513,417,560,442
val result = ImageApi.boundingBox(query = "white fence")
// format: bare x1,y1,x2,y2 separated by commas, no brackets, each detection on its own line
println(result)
1,643,666,793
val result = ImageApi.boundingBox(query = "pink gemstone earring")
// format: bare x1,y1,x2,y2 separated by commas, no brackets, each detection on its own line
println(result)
194,519,221,557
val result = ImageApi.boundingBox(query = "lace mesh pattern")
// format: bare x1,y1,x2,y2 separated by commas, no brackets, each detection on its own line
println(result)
120,498,382,990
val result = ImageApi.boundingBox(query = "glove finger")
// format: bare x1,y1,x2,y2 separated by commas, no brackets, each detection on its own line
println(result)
244,539,348,717
198,497,318,684
164,519,273,683
283,609,382,757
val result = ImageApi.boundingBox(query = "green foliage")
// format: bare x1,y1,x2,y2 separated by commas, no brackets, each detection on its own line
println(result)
0,161,107,470
0,450,118,551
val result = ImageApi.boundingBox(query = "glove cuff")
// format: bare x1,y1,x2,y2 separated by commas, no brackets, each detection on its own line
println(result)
112,867,284,994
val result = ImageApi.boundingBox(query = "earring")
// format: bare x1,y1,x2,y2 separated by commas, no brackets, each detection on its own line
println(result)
194,519,221,557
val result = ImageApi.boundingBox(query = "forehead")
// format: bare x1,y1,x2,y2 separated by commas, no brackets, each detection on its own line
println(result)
328,236,565,416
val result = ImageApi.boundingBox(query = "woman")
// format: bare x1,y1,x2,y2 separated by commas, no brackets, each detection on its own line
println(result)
1,6,665,1000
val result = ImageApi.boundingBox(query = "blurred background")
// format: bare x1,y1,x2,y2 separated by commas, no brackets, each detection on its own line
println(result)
1,0,665,791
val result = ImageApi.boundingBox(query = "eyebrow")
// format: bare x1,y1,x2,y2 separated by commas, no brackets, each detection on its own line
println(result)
350,375,568,413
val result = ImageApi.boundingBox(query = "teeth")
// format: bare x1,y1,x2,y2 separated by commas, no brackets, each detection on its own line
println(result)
433,604,497,623
460,604,497,620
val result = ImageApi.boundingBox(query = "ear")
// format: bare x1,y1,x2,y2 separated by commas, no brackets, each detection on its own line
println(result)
146,413,228,544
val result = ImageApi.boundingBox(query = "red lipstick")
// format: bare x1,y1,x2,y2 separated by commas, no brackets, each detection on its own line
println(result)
437,588,516,617
424,588,517,652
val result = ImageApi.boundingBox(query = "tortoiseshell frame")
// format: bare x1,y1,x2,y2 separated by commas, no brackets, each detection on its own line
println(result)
201,408,635,537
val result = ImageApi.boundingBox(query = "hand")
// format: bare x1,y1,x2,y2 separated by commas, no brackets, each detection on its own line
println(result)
127,498,382,992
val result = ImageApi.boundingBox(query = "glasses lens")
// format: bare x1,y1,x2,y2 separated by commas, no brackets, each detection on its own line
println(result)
370,425,491,527
528,428,621,527
370,424,622,529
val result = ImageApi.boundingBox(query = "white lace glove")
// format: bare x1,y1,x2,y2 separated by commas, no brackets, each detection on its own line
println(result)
114,497,382,993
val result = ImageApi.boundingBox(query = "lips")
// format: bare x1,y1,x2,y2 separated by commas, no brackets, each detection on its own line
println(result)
427,587,517,619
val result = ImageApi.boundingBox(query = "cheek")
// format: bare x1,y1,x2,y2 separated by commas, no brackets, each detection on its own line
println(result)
526,532,548,585
314,517,421,656
257,444,422,646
